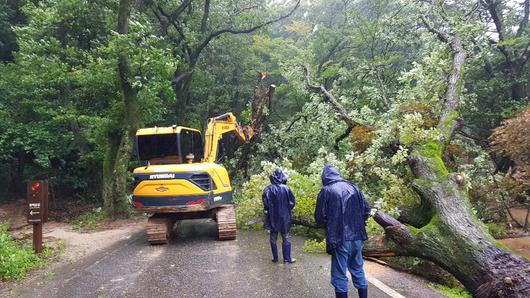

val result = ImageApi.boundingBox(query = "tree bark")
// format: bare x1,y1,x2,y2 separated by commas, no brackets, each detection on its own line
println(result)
102,0,138,219
235,72,276,178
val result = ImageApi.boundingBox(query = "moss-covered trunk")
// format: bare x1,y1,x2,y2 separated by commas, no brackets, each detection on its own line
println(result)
102,130,133,219
101,0,138,219
398,143,530,297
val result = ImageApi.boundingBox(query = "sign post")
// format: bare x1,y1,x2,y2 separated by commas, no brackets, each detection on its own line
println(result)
27,180,48,254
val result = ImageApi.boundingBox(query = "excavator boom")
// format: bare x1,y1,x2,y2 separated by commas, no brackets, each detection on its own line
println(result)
203,112,254,163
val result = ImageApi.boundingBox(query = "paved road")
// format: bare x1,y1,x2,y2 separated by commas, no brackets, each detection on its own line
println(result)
9,219,393,298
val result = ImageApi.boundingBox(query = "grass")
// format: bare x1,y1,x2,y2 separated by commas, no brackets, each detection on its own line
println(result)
429,283,472,298
72,209,105,231
0,223,44,280
485,222,506,238
0,222,67,281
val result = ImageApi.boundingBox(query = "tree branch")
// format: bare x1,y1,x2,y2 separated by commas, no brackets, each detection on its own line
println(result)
317,40,343,75
171,70,193,86
437,35,468,141
191,0,301,63
420,15,469,141
420,15,449,43
373,210,415,248
517,0,530,37
285,114,307,132
363,235,400,257
157,0,191,27
334,126,353,149
152,8,169,34
200,0,210,33
483,0,506,42
302,66,359,129
156,5,193,60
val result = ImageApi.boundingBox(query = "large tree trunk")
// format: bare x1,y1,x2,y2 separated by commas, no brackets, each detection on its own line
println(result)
510,76,526,101
102,0,138,219
172,68,193,123
390,143,530,297
102,130,133,218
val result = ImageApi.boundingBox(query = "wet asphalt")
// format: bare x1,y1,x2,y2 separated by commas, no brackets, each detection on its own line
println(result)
7,219,391,298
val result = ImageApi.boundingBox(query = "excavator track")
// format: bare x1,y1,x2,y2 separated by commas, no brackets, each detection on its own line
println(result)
216,205,236,240
147,215,172,245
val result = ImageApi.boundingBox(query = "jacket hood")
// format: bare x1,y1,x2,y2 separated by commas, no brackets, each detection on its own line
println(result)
270,169,288,185
322,165,344,186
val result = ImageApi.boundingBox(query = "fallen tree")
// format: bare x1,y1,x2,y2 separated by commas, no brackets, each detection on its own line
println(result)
302,16,530,298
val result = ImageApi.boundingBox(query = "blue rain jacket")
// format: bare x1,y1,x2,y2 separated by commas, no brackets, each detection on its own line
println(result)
314,165,371,254
263,170,296,233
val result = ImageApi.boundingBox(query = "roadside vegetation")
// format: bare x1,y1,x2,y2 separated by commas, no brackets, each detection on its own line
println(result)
430,283,472,298
0,223,42,280
71,209,106,231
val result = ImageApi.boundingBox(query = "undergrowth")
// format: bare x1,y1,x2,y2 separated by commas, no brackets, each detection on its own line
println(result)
303,239,327,253
430,283,472,298
72,209,105,231
0,223,44,280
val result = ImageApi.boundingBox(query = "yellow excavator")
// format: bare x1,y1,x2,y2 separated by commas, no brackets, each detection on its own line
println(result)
131,112,253,244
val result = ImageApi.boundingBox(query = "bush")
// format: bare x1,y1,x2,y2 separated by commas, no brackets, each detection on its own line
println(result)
72,209,105,231
235,161,321,229
486,222,506,238
0,223,43,280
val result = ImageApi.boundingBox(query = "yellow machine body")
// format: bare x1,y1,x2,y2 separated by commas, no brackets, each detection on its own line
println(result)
131,113,252,214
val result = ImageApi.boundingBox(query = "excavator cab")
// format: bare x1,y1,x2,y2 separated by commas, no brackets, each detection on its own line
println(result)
136,127,203,165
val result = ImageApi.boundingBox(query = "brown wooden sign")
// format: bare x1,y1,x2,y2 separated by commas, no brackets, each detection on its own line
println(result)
27,180,49,224
27,180,48,254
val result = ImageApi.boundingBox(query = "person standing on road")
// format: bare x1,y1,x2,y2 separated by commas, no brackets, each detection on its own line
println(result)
263,169,297,264
315,165,371,298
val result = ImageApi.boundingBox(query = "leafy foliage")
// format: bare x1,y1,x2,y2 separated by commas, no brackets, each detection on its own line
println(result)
490,108,530,186
0,223,43,280
72,209,106,231
303,239,326,254
430,283,472,298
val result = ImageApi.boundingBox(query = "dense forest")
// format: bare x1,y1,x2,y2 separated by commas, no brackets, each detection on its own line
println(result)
1,0,530,296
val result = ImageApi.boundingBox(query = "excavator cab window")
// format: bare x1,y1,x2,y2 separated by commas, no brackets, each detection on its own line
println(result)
178,129,203,163
137,133,179,163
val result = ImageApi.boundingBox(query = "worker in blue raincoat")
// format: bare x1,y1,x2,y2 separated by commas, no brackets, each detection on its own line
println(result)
263,169,296,263
315,165,372,298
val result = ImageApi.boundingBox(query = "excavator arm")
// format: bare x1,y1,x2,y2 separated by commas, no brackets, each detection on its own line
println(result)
203,112,254,163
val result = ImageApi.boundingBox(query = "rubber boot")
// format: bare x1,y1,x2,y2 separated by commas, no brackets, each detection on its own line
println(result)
270,242,279,263
357,287,367,298
335,292,348,298
282,241,296,263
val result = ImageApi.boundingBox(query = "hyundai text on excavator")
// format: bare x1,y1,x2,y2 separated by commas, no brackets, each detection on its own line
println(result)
131,112,253,244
